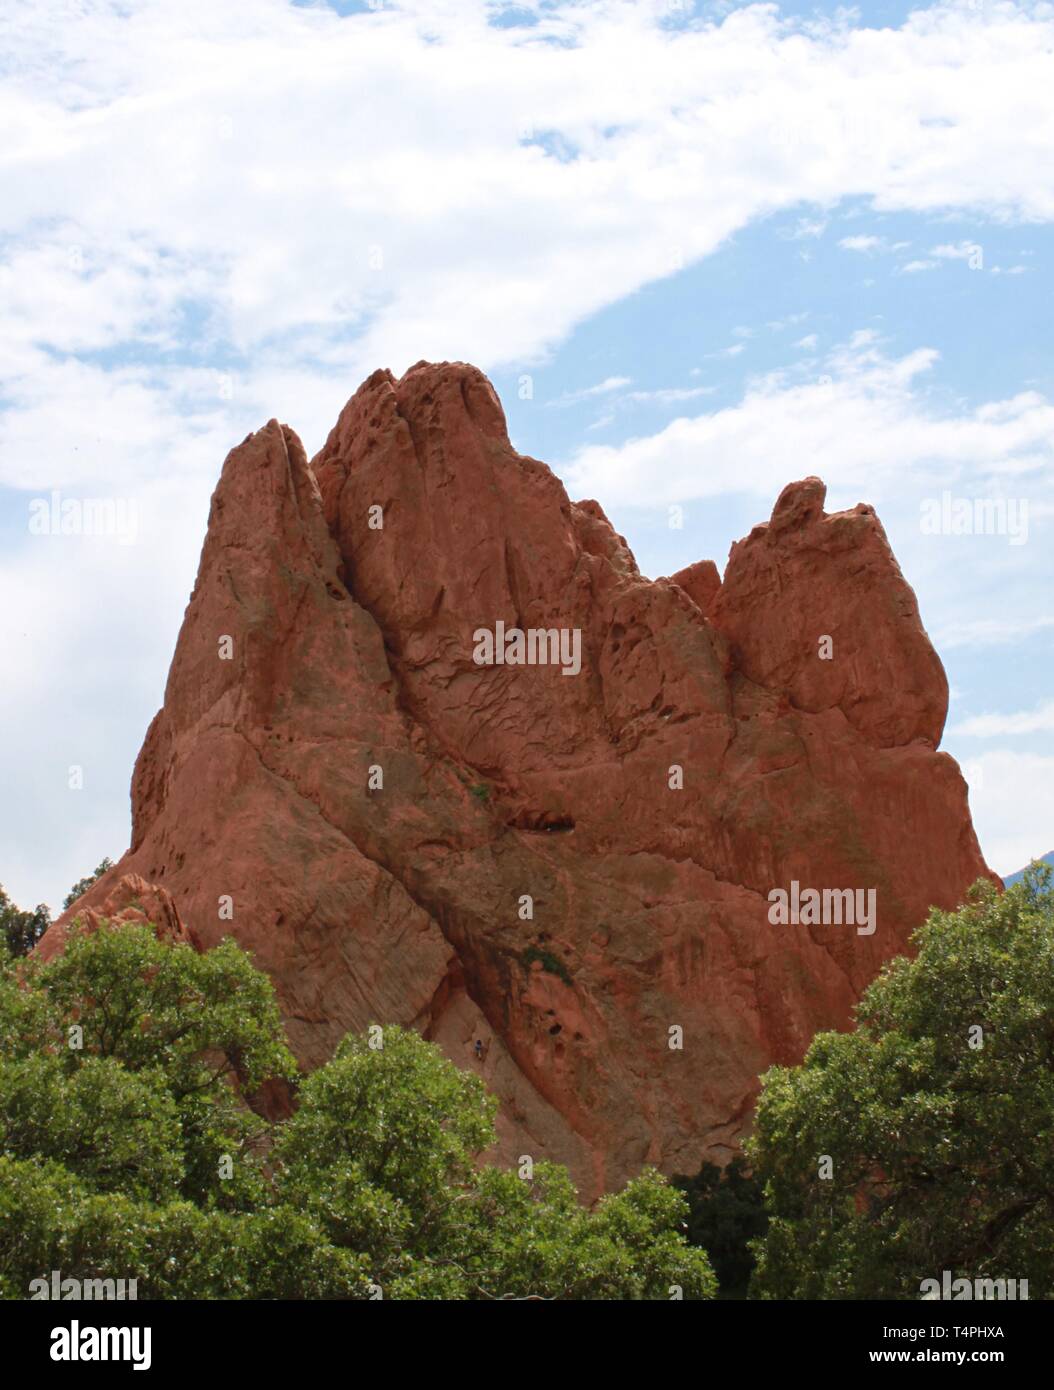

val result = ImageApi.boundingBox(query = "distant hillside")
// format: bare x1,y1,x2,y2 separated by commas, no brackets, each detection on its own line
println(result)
1003,852,1054,887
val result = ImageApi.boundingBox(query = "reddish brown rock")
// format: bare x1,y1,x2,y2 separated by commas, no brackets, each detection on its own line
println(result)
669,559,722,618
709,476,949,748
39,362,995,1197
59,873,200,950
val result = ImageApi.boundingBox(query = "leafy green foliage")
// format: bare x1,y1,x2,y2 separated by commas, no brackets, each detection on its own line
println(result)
0,856,115,958
0,1155,369,1301
747,870,1054,1299
673,1157,768,1296
273,1025,715,1298
0,923,714,1300
9,922,297,1212
0,885,50,959
63,857,115,910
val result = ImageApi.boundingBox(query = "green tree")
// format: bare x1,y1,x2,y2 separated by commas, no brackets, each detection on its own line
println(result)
0,1155,370,1301
7,922,297,1210
673,1156,768,1296
274,1025,716,1299
1,925,716,1300
0,924,363,1300
63,857,114,910
272,1028,717,1295
0,885,50,958
747,869,1054,1299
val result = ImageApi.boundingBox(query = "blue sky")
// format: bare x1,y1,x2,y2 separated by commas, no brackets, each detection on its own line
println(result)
1,0,1052,911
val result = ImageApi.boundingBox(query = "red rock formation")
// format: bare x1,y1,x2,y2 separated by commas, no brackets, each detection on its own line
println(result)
39,361,995,1197
61,873,200,950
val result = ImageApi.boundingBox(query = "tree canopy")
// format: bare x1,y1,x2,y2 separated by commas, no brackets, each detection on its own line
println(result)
2,857,115,958
62,857,115,910
0,921,715,1300
0,886,49,959
747,869,1054,1299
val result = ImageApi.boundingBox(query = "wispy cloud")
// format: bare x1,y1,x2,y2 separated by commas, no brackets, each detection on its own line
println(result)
839,234,884,252
4,0,1054,907
786,216,828,240
932,241,982,260
951,751,1054,877
625,385,717,403
564,333,1054,509
934,615,1054,650
549,376,633,406
2,0,1053,437
952,700,1054,737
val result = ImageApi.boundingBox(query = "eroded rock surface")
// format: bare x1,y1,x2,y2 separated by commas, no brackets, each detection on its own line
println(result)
39,361,994,1196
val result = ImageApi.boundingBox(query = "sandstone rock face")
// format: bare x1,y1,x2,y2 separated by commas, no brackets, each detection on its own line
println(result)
39,361,995,1197
60,873,201,951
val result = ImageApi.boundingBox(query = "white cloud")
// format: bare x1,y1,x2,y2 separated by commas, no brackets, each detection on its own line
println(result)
932,240,983,260
767,313,810,331
626,385,717,403
0,473,212,913
935,615,1054,650
900,258,938,272
4,0,1054,906
563,333,1054,509
1,0,1053,431
839,234,884,252
952,700,1054,737
787,216,828,239
550,375,633,406
793,333,819,349
954,751,1054,878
